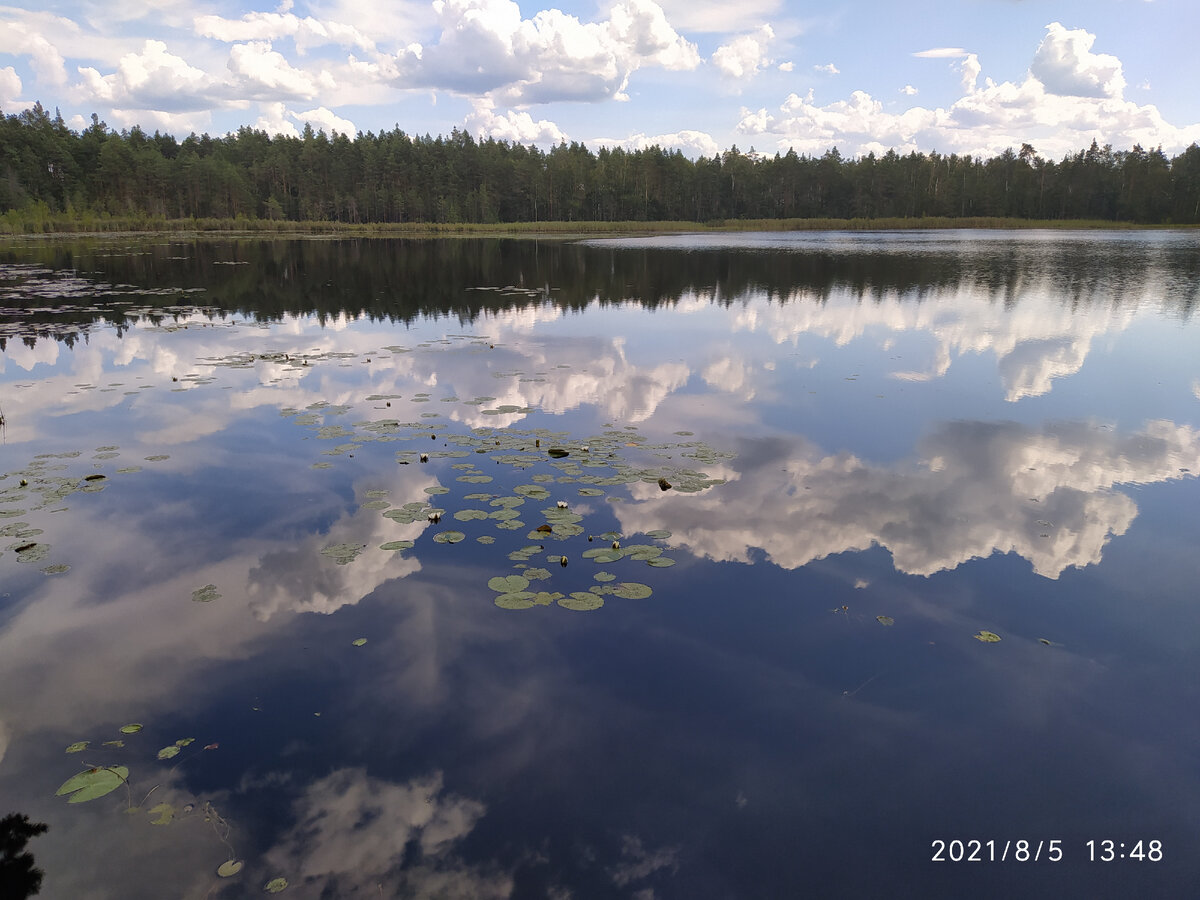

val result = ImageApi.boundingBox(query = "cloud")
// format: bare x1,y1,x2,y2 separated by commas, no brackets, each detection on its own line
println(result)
593,128,721,157
261,768,510,898
194,11,376,54
913,47,970,59
814,63,839,75
738,24,1200,159
466,99,567,144
391,0,699,105
73,39,214,111
777,61,793,72
711,25,775,80
0,18,69,86
900,84,918,96
293,105,356,135
614,419,1200,579
227,40,336,101
1031,21,1125,99
0,67,21,108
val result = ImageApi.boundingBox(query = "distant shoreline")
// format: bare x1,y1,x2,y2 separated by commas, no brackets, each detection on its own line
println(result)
3,216,1196,240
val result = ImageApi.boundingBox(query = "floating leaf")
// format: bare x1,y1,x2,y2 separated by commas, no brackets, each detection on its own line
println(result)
559,592,604,611
157,745,181,760
593,572,616,583
352,637,368,646
175,737,195,748
974,630,1002,643
432,530,466,543
65,741,89,753
646,557,676,568
547,448,570,458
120,723,143,734
55,766,128,803
645,529,672,539
320,543,365,565
424,486,450,495
613,582,653,599
191,584,221,603
495,592,536,609
265,877,288,893
531,591,562,606
523,567,551,581
148,802,175,825
379,540,414,551
514,484,551,499
488,574,530,593
102,740,125,748
217,859,244,878
453,508,488,521
476,535,495,544
876,616,895,626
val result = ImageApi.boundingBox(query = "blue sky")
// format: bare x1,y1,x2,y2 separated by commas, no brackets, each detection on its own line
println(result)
2,0,1198,159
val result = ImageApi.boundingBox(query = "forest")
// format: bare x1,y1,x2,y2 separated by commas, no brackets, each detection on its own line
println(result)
3,101,1200,230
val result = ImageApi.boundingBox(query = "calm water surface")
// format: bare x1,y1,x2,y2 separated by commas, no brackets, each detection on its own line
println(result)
1,230,1198,898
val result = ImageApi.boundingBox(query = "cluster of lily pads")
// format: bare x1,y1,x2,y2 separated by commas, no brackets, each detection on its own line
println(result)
54,720,268,883
289,409,734,610
0,447,171,575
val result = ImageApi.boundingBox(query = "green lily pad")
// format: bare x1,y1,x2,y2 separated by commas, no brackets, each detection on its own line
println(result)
379,540,414,551
102,740,125,748
514,484,551,499
265,877,288,893
559,592,604,611
191,584,221,603
476,535,495,544
593,572,616,583
424,486,450,495
55,766,128,803
523,567,551,581
494,592,536,609
974,630,1002,643
217,859,245,878
120,723,143,734
646,557,676,567
453,508,488,521
352,638,368,646
148,802,175,825
320,543,365,564
157,745,181,760
531,591,563,606
645,529,672,539
876,616,895,626
489,574,530,593
175,737,194,748
432,530,466,543
41,564,70,575
65,741,89,753
613,582,653,599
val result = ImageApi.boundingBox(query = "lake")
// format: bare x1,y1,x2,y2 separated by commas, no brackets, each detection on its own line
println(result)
1,230,1198,899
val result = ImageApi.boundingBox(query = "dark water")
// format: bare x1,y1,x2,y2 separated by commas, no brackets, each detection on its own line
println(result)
1,230,1198,899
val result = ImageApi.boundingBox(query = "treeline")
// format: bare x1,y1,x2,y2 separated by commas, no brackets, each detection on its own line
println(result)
3,101,1200,229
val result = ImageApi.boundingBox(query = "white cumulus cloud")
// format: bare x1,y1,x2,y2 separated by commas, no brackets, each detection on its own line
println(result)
227,40,337,100
392,0,699,105
0,67,21,108
1031,21,1125,99
712,25,775,80
466,99,566,144
195,11,376,54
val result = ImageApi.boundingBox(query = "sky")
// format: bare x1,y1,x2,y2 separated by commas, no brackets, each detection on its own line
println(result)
1,0,1199,160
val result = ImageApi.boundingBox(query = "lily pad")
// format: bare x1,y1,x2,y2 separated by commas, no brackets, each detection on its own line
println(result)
453,508,488,521
646,557,676,568
120,723,143,734
876,616,895,626
55,766,128,803
593,572,616,583
613,582,653,599
645,529,672,539
476,535,495,544
320,543,365,565
489,574,530,593
265,877,288,893
217,859,245,878
157,745,181,760
432,530,466,543
559,592,604,611
379,540,415,551
523,567,552,581
148,802,175,825
65,741,89,753
352,638,368,646
494,592,536,609
191,584,221,603
974,630,1002,643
